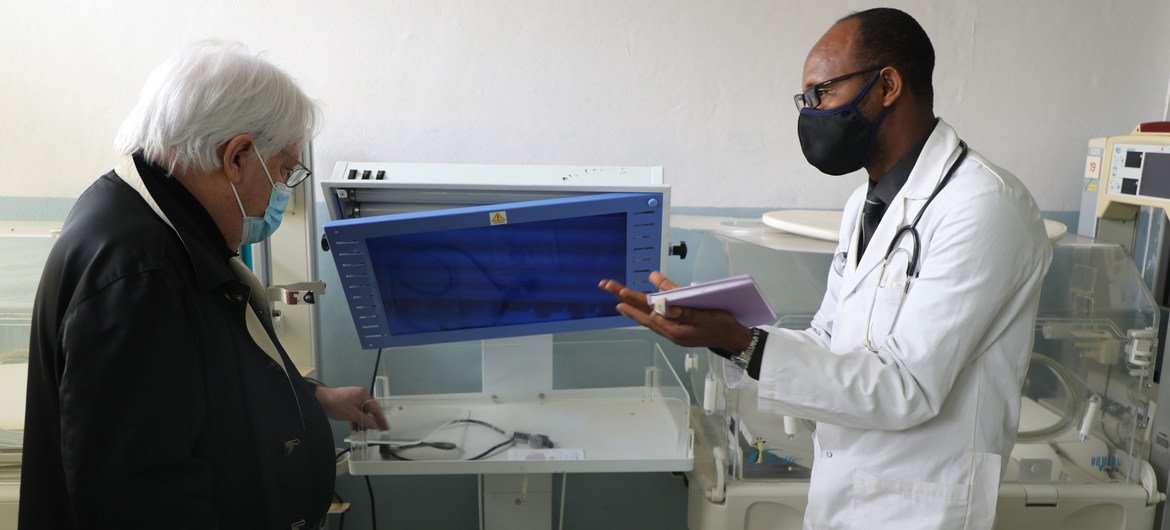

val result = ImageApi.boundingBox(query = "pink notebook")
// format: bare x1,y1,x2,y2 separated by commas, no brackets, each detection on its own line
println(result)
645,274,777,327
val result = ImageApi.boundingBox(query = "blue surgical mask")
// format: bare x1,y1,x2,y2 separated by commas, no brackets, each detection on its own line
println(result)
229,151,292,246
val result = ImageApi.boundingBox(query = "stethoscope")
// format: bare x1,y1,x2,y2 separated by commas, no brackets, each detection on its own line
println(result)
860,140,968,353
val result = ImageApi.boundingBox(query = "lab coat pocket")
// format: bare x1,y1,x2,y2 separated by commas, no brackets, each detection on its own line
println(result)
964,452,1003,529
866,262,911,346
874,277,909,308
851,468,969,530
874,249,912,307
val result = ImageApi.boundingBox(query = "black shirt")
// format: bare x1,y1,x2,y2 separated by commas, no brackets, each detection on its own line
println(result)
868,129,932,209
857,120,936,259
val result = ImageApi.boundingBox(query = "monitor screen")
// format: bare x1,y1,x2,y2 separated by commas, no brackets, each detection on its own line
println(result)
324,192,663,348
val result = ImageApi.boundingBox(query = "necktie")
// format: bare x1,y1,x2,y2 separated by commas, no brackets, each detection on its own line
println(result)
859,193,886,258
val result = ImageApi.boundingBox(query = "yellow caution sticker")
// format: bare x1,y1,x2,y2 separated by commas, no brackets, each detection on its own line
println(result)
1087,183,1097,192
490,211,508,225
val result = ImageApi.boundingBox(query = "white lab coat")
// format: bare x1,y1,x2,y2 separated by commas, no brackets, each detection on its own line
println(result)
728,119,1052,529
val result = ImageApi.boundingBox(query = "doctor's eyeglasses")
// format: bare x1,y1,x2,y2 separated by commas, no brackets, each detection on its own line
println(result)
793,67,882,110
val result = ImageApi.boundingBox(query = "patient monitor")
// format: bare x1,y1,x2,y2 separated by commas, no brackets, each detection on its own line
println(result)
1079,121,1170,248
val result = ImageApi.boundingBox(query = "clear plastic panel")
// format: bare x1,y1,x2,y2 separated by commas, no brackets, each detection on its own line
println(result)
728,315,817,481
713,231,832,318
1009,237,1158,485
0,223,59,454
348,338,691,474
0,233,57,354
681,218,831,483
687,224,1159,486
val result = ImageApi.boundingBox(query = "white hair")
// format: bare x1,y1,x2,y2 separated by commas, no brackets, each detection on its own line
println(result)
114,40,320,175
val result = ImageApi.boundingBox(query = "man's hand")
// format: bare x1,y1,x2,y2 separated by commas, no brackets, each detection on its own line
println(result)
598,271,753,351
314,385,390,431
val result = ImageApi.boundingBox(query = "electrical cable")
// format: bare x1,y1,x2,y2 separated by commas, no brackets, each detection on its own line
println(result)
365,348,383,530
558,472,567,530
376,418,552,461
478,474,485,530
331,448,352,528
468,438,517,461
334,492,346,530
379,441,458,461
369,348,384,394
365,475,377,530
450,418,507,436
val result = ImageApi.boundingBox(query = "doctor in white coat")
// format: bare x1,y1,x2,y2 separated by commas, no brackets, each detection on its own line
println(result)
601,8,1051,530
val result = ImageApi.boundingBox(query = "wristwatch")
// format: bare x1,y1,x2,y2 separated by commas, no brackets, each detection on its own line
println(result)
732,327,765,370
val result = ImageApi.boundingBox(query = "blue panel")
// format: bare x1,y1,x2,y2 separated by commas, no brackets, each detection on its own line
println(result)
367,212,626,334
324,192,663,349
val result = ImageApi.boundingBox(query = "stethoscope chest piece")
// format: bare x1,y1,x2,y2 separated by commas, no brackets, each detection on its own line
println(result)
833,251,847,277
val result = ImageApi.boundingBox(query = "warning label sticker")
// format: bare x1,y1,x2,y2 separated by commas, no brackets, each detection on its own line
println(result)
490,211,508,225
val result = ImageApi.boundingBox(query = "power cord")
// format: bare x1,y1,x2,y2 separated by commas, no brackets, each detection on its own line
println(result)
369,348,384,395
366,348,384,530
334,492,346,530
380,441,457,460
365,476,377,530
558,472,568,530
376,418,554,461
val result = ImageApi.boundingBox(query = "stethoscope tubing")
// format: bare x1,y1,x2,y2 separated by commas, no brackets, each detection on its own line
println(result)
863,140,969,353
883,140,969,278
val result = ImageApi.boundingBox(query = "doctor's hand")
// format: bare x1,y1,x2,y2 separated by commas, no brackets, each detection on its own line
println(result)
314,385,390,431
598,271,753,352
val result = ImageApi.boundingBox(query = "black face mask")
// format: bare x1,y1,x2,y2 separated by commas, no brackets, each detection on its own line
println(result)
797,72,888,176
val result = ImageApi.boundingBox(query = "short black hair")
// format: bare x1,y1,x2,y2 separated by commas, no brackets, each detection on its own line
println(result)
838,8,935,105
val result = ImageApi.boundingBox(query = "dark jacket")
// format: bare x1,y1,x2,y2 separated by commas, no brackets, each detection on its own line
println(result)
20,156,335,530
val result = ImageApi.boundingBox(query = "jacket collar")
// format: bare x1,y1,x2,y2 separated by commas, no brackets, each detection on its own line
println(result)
900,119,962,200
843,119,963,295
114,154,236,291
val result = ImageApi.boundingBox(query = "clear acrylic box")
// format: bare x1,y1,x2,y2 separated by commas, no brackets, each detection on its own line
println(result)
348,337,693,475
0,223,59,461
692,231,1159,488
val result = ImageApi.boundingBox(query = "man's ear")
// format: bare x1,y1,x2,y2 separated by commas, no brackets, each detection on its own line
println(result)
879,66,904,108
220,134,255,184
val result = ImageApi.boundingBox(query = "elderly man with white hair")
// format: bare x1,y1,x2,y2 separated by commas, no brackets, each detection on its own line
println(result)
20,40,385,530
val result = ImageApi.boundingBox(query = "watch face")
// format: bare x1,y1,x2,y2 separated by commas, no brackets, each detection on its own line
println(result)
735,345,755,369
735,328,763,368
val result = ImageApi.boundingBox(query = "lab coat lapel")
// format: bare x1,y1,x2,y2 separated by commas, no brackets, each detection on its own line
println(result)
845,193,906,295
845,210,861,278
841,120,962,295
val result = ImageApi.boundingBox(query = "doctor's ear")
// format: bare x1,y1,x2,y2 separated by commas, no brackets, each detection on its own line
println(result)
219,134,256,184
878,67,904,108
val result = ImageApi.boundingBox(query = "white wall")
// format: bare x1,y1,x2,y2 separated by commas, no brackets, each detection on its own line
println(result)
2,0,1167,212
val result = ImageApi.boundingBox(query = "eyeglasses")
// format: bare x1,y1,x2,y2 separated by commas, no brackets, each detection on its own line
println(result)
278,150,312,188
793,67,882,110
